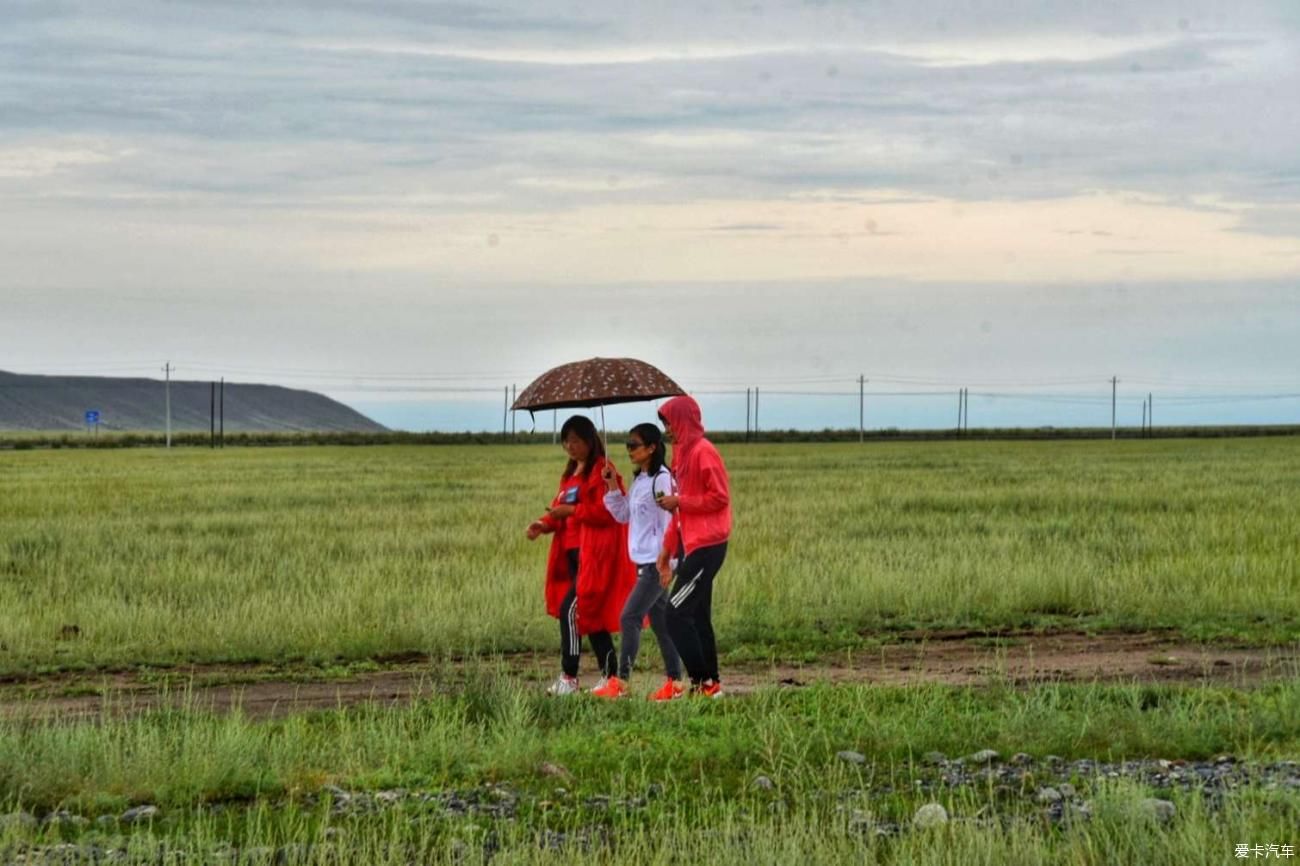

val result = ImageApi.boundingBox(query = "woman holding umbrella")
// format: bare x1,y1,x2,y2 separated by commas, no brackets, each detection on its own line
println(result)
526,415,635,695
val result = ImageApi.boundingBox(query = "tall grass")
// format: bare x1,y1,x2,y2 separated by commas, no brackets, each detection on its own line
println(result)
2,674,1297,810
1,674,1297,864
0,439,1297,671
1,791,1295,866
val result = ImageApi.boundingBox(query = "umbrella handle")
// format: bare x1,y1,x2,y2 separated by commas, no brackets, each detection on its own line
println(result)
600,404,607,453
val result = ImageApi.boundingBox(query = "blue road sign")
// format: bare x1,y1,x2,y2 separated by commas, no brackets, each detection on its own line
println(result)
85,410,100,425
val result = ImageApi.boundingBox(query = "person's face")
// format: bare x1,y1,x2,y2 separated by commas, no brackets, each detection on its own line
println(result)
625,435,654,468
562,432,591,463
660,418,674,443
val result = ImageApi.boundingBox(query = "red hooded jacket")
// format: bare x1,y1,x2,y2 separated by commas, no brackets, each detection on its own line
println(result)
659,395,732,556
537,455,637,635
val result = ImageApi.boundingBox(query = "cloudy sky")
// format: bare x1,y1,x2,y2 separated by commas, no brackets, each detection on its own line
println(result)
3,0,1299,430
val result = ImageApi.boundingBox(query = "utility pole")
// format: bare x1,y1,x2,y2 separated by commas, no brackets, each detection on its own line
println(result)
219,378,225,448
510,384,516,436
1111,376,1118,440
754,387,760,437
963,388,969,433
858,375,865,443
502,386,508,436
210,382,215,448
163,362,172,449
745,388,752,442
956,389,963,435
1141,399,1147,435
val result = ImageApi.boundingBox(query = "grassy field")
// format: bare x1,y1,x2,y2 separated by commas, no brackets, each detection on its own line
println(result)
1,439,1299,672
1,439,1298,862
6,672,1299,810
1,672,1298,863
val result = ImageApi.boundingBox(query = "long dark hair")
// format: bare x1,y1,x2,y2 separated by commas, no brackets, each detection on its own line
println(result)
630,422,667,477
559,414,604,479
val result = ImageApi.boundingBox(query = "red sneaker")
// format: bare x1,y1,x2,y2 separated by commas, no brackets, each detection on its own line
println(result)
648,678,686,702
694,679,723,699
590,675,628,699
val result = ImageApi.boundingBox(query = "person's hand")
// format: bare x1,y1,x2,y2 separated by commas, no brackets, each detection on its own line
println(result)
658,565,673,588
656,494,679,511
548,504,575,520
601,462,618,490
526,521,545,540
657,549,673,588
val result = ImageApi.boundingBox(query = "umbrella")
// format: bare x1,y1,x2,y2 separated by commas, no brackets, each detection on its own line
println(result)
512,357,684,413
511,357,686,442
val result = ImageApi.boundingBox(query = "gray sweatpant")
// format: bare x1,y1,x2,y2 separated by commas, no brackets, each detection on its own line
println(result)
619,564,683,681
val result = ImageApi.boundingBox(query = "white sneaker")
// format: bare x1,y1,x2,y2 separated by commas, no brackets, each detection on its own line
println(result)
588,676,609,694
546,674,580,696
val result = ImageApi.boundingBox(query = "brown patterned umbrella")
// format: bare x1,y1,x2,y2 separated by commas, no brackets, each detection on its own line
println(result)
511,357,685,413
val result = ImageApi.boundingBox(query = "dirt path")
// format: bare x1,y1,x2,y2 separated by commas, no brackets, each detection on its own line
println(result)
3,631,1296,722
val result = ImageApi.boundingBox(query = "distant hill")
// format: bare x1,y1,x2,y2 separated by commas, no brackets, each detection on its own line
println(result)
0,371,386,433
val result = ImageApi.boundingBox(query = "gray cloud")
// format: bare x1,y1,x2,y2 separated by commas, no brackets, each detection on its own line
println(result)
2,0,1298,422
3,3,1297,213
1231,205,1300,238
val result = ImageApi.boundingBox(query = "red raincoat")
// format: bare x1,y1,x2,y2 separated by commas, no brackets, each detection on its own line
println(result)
537,455,637,635
659,394,732,556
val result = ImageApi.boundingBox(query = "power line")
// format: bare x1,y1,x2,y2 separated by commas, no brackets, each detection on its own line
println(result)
1124,376,1300,389
176,362,532,382
316,385,508,394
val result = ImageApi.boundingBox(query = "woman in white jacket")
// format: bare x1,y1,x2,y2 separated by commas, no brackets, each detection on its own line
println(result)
593,423,684,700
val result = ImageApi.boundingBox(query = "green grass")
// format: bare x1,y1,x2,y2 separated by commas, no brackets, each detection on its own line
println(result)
2,672,1298,811
1,673,1297,863
1,439,1298,672
3,439,1297,863
2,789,1294,866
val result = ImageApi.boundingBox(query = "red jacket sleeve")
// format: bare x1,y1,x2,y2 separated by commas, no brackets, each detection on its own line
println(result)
677,447,730,514
536,481,567,533
662,520,680,558
574,460,622,529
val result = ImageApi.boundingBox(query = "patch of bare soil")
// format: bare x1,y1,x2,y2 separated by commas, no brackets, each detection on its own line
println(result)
3,632,1295,722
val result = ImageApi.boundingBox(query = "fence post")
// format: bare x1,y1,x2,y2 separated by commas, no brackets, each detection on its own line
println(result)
858,375,865,443
746,388,751,443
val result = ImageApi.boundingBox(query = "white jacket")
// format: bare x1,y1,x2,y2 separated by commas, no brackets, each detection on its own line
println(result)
603,465,674,565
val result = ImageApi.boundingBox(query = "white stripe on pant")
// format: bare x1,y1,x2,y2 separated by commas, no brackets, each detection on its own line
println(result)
568,594,578,657
670,568,705,607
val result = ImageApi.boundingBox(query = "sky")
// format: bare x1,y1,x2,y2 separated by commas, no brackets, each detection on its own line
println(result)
3,0,1299,431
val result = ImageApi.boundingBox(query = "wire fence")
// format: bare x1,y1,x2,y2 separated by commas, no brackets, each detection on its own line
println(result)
5,362,1300,436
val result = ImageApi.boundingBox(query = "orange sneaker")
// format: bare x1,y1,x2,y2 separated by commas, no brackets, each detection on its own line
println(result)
648,678,686,702
590,675,628,699
694,679,723,699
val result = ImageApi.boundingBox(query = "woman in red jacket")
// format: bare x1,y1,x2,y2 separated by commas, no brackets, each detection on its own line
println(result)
527,415,636,696
655,395,732,698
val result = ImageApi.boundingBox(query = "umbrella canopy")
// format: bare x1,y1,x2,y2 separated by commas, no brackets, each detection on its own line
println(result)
511,357,685,413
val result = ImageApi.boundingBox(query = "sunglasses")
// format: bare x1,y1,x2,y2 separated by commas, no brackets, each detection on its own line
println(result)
625,441,649,451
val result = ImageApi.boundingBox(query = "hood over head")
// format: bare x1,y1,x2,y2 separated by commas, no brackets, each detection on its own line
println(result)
657,394,705,459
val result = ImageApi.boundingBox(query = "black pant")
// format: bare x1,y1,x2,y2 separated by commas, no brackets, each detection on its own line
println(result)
665,541,727,684
559,549,617,678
